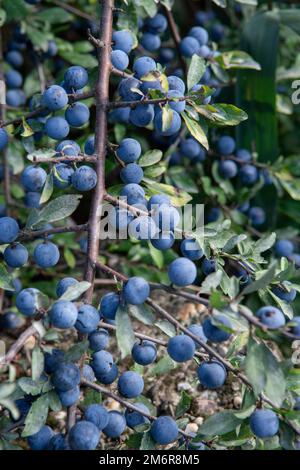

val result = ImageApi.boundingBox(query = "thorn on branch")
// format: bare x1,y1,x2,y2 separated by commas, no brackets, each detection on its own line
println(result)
87,29,104,48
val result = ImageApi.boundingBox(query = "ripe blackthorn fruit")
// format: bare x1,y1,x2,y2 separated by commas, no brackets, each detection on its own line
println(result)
116,138,142,164
88,329,109,351
99,292,120,320
180,238,203,260
132,340,157,365
69,420,100,450
49,300,78,329
202,314,232,343
150,416,178,445
249,409,279,438
27,425,54,450
75,304,100,334
118,371,144,398
51,362,80,392
33,241,60,268
72,165,97,191
4,243,28,268
0,217,19,244
103,411,126,438
167,334,196,362
56,277,78,297
168,257,197,286
123,277,150,305
84,404,109,430
197,361,227,389
256,306,285,329
58,386,80,407
125,403,150,428
16,288,42,317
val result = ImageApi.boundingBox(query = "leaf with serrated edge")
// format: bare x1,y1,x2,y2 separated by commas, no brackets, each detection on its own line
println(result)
116,305,135,358
138,149,162,167
31,347,44,382
187,55,206,91
59,281,91,301
181,112,209,150
22,394,49,437
242,262,276,295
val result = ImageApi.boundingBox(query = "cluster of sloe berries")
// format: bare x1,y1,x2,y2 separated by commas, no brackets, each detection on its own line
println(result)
215,135,268,227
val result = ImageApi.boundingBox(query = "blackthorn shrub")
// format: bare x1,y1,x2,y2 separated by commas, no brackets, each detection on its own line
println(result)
0,0,300,454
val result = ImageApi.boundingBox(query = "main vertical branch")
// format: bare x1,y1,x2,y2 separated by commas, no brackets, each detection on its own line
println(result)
84,0,114,303
67,0,114,431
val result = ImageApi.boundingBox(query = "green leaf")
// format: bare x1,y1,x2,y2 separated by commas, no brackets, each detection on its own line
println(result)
181,112,209,150
226,331,249,359
139,431,156,450
242,262,276,295
115,305,136,358
277,173,300,201
0,382,16,400
126,432,143,449
64,247,76,269
148,242,164,269
47,391,62,412
143,178,192,206
187,55,206,91
0,398,20,421
0,263,15,291
18,378,46,396
279,421,297,450
28,194,82,228
134,0,157,18
168,166,199,193
82,388,102,407
150,355,178,376
26,27,50,52
22,394,49,437
154,319,176,337
34,7,73,24
31,347,44,382
279,9,300,36
200,270,223,294
64,341,89,362
139,149,163,167
73,41,94,54
59,281,91,301
3,0,27,21
236,0,257,5
59,50,97,68
160,0,174,10
268,289,294,320
0,8,7,26
245,339,286,406
175,391,192,418
195,103,248,126
212,0,226,6
21,118,34,138
162,106,173,132
117,2,138,33
253,232,276,255
144,163,166,178
128,304,155,326
223,234,247,252
217,50,261,71
244,339,267,397
39,172,53,205
198,411,241,436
